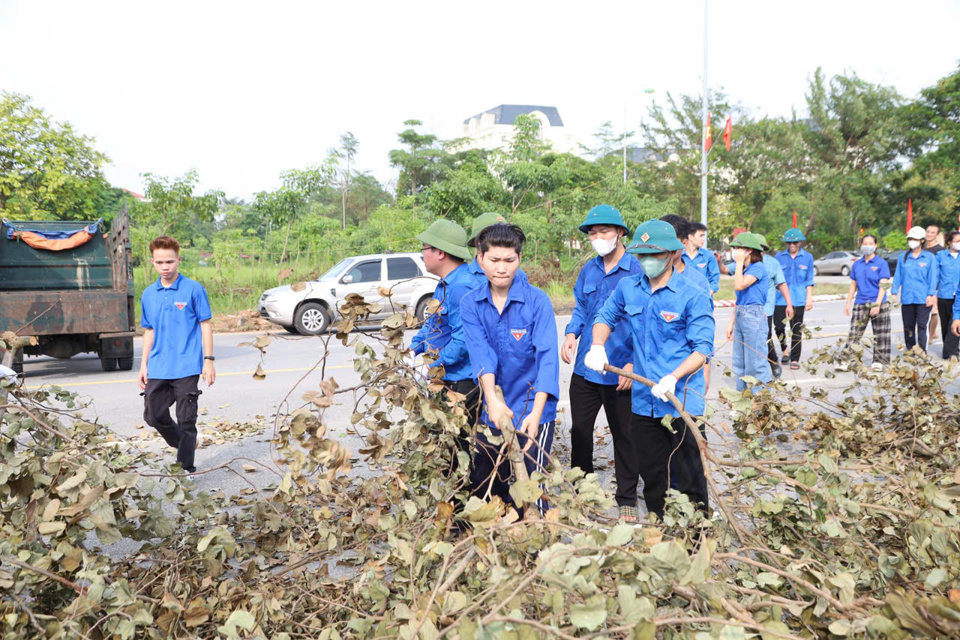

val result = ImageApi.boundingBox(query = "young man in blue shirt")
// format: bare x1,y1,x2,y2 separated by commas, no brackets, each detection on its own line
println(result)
681,221,720,294
774,229,815,370
841,234,891,370
585,219,715,519
138,236,215,473
461,224,560,516
561,205,642,521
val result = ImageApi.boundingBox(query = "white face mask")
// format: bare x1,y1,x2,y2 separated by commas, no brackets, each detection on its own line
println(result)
952,243,960,252
591,237,618,257
908,240,921,250
860,245,876,255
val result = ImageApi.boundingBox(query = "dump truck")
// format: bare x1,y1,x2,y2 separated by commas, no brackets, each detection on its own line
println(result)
0,209,136,375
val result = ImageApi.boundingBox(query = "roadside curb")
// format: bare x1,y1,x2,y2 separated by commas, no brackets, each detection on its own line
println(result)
713,293,845,309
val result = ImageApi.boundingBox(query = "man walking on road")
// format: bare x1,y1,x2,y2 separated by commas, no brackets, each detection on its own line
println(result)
774,229,815,371
139,236,215,473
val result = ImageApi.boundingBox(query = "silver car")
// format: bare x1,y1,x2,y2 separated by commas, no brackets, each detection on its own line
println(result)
258,253,439,335
814,251,860,276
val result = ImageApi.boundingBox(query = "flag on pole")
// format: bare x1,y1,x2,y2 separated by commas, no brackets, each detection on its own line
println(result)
906,199,913,232
705,114,713,151
792,209,798,229
723,117,732,151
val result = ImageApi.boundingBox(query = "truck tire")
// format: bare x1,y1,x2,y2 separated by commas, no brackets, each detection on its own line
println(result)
415,296,432,322
100,356,118,372
294,302,330,335
118,356,134,371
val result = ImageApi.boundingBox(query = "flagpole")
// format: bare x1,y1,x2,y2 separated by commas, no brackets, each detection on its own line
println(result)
700,0,709,236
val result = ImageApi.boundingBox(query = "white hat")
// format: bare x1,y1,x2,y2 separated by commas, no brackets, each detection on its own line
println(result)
907,226,926,240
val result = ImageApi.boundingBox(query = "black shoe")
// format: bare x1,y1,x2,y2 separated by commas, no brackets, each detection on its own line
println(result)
780,355,790,364
771,363,782,378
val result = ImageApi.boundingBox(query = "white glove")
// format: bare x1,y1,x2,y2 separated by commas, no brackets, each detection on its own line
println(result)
0,364,17,383
584,345,609,373
651,374,678,402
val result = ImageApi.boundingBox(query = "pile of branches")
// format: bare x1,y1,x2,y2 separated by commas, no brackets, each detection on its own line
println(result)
1,302,959,639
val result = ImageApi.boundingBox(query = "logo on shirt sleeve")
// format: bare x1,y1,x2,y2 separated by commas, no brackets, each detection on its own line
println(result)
175,301,187,310
510,328,527,341
660,311,678,323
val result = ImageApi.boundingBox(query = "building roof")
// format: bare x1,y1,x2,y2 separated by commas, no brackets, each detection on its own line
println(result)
463,105,564,127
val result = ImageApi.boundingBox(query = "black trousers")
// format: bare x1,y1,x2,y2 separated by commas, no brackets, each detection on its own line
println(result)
902,303,932,351
630,414,708,519
471,421,555,515
568,373,638,507
773,305,806,362
938,298,959,358
143,375,201,472
445,378,480,483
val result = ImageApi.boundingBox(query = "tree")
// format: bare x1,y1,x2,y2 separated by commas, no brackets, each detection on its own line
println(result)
388,120,447,200
0,92,112,220
331,132,359,230
254,162,334,260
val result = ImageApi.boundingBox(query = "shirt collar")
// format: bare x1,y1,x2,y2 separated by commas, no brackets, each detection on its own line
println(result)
592,250,634,274
441,262,469,285
469,257,483,274
483,274,526,307
156,273,182,290
636,267,682,293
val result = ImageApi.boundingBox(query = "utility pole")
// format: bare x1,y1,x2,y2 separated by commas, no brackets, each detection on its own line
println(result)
700,0,709,235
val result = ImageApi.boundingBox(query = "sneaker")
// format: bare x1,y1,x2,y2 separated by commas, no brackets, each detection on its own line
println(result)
618,505,639,523
194,429,204,450
780,355,790,364
835,362,850,372
871,362,884,372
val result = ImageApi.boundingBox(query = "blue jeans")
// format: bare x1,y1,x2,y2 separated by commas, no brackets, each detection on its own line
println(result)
733,305,772,391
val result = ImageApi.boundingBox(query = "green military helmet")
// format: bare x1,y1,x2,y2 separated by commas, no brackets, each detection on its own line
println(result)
754,233,771,251
730,231,764,252
578,204,629,234
625,219,684,254
782,228,806,243
467,212,509,248
416,220,472,262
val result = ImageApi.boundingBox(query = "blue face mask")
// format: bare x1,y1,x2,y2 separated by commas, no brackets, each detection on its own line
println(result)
640,255,669,279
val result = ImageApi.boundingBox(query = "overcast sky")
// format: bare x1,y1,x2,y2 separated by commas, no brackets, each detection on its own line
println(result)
2,0,958,201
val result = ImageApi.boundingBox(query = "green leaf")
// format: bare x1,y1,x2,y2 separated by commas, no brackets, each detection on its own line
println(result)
605,524,634,547
569,601,607,630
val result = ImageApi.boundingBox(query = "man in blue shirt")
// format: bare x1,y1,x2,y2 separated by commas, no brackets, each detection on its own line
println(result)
682,221,720,293
139,236,215,473
841,234,891,371
774,228,815,370
461,223,560,516
561,205,642,521
585,219,715,519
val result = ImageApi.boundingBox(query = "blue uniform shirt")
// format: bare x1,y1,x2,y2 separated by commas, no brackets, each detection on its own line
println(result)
936,250,960,299
595,269,715,418
775,249,815,306
140,274,212,380
735,261,768,307
762,255,786,317
461,276,559,429
409,263,473,382
681,265,712,295
467,256,527,290
850,255,890,305
891,250,938,304
565,252,642,385
681,248,720,292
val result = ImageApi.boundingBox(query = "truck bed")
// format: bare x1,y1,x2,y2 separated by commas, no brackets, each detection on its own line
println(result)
0,290,130,336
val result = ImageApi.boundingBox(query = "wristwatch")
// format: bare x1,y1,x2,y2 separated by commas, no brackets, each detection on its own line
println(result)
204,356,216,361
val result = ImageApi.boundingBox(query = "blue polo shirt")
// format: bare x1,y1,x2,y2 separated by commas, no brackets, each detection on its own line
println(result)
140,274,212,380
461,276,559,429
850,255,890,305
936,250,960,299
681,265,712,295
467,256,527,290
735,261,767,307
762,255,786,317
410,262,473,382
891,250,938,304
681,248,720,292
595,269,715,418
775,249,815,306
565,252,642,385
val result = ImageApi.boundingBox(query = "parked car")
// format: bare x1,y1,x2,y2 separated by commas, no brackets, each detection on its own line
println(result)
814,251,860,276
258,253,438,335
883,250,906,277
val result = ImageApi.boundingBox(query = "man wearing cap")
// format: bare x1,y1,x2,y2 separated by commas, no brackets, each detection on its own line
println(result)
585,219,715,519
409,220,477,495
755,234,793,378
466,212,526,290
561,205,643,522
774,229,815,371
682,221,720,294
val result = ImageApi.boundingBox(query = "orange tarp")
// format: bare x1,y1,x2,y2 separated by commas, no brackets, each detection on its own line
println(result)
12,229,94,251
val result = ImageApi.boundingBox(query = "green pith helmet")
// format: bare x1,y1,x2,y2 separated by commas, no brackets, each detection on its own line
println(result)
467,212,508,247
782,228,806,243
416,220,472,262
730,232,764,252
578,204,629,234
754,233,771,251
625,219,684,254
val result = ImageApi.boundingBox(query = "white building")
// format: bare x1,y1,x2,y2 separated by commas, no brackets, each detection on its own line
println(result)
451,104,579,154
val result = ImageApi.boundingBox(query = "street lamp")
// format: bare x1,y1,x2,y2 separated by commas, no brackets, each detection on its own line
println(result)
624,88,656,185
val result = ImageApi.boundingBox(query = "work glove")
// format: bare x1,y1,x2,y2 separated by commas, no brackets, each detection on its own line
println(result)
651,374,678,402
584,345,608,373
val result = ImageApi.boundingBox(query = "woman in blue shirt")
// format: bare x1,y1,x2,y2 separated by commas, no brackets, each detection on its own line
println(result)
891,226,938,352
840,234,891,371
725,232,771,391
936,231,960,359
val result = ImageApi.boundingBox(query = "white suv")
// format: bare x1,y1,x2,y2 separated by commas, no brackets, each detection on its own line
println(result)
258,252,438,335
